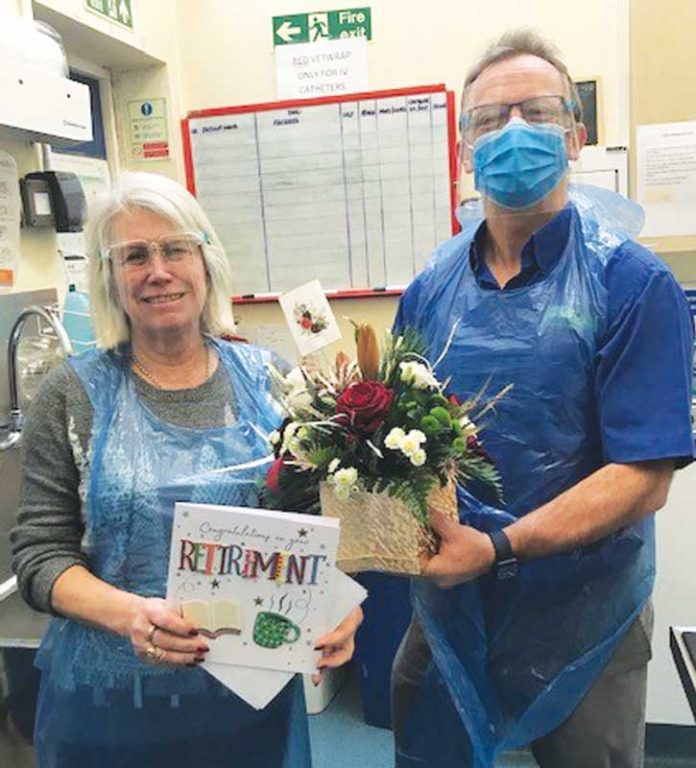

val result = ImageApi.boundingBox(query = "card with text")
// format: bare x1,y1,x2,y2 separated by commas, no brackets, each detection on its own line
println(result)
167,503,340,674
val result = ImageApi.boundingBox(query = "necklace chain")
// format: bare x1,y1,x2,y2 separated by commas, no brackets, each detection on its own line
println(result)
132,344,210,389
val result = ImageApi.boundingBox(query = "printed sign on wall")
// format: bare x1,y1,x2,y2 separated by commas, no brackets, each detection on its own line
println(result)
273,7,371,46
0,152,21,288
85,0,133,29
128,98,170,160
276,37,369,99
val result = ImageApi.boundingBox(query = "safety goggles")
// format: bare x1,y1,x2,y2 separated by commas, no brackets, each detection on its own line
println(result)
101,232,206,272
460,95,576,145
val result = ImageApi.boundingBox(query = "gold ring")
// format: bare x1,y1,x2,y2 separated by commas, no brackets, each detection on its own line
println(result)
146,623,158,644
145,644,157,661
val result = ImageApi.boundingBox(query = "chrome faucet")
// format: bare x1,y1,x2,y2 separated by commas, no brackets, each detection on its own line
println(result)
0,305,73,452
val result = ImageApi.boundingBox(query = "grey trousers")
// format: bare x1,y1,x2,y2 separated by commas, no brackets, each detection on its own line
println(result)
392,603,653,768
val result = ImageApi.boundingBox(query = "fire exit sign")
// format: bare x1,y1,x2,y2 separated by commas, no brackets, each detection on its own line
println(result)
273,8,372,46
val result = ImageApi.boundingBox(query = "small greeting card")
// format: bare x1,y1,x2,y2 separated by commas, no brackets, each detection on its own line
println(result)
167,503,340,675
278,279,342,357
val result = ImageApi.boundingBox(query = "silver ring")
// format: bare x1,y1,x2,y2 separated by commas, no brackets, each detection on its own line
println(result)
145,644,157,661
146,623,158,644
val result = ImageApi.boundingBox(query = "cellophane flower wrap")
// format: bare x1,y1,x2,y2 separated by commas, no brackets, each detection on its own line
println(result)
262,325,506,575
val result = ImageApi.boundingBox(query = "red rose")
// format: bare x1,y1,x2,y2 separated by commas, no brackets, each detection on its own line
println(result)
335,381,395,433
300,317,312,329
267,456,285,494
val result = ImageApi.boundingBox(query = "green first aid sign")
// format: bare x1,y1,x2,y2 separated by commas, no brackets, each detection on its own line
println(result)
85,0,133,29
273,8,372,46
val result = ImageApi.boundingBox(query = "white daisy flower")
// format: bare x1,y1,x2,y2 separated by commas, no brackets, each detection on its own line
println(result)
334,467,358,488
408,429,427,445
410,448,427,467
385,427,406,450
400,434,420,456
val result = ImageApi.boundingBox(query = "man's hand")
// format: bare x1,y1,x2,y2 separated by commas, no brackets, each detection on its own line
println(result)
420,510,496,589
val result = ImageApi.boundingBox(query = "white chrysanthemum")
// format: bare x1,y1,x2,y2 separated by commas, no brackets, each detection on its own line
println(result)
399,361,438,390
399,429,427,457
400,434,419,456
281,422,299,452
408,429,426,445
384,427,406,450
410,448,427,467
334,467,358,489
284,367,312,409
328,458,340,474
268,430,281,445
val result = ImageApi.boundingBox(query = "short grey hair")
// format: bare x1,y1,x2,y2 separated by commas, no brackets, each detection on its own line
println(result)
462,29,583,123
85,171,236,349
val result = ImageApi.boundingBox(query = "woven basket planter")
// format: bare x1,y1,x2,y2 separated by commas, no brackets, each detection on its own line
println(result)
320,480,458,575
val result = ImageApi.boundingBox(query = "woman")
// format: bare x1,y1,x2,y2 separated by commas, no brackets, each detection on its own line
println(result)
11,171,361,767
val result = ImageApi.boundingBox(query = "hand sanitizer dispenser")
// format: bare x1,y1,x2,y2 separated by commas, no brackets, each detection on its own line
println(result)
62,284,96,354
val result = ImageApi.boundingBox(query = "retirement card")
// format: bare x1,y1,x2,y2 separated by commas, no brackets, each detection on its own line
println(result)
167,502,340,674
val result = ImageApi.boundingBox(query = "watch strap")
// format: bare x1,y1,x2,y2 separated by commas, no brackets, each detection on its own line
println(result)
487,528,518,580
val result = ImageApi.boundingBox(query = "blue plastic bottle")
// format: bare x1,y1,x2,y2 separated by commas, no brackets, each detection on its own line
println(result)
62,284,96,354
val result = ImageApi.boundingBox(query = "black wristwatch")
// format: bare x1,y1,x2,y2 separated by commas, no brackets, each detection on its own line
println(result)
487,529,518,580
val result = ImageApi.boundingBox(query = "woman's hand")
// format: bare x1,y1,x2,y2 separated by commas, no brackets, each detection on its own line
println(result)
311,606,364,684
128,597,210,667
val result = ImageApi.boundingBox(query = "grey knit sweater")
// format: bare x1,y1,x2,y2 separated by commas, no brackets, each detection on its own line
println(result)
10,358,237,613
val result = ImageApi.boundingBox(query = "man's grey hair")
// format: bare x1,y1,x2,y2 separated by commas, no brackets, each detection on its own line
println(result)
462,29,583,123
85,171,236,349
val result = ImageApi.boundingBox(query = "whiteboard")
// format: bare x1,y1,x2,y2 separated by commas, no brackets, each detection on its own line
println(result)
183,87,457,296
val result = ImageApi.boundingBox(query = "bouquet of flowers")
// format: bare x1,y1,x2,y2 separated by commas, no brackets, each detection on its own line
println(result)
264,324,507,575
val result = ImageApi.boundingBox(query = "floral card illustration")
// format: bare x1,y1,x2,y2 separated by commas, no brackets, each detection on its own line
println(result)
167,503,340,674
279,280,342,356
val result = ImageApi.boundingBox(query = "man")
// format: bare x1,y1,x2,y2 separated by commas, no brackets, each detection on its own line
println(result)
392,29,694,768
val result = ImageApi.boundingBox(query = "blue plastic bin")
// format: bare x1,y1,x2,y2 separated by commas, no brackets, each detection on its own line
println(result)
354,572,412,729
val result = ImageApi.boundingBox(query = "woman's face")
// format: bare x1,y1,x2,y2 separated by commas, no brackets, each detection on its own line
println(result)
109,208,208,340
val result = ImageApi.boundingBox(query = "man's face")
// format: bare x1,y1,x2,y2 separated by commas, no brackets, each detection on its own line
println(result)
460,54,586,175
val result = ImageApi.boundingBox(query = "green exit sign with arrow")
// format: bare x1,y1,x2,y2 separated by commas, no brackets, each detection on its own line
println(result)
272,7,372,46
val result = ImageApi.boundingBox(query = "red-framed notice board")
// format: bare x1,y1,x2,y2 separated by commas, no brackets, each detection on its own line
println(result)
182,86,458,299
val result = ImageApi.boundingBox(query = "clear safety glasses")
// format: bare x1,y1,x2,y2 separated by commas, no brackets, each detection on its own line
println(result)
101,232,206,272
460,95,576,145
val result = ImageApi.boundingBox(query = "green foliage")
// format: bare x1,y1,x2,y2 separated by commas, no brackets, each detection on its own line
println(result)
388,473,437,526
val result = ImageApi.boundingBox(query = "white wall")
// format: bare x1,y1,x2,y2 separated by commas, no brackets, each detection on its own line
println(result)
174,0,631,358
176,0,630,146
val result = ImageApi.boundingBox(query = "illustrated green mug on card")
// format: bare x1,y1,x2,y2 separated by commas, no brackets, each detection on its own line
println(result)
253,612,301,649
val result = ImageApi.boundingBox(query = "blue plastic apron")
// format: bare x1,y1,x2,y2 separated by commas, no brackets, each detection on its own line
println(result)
396,190,655,767
33,339,311,768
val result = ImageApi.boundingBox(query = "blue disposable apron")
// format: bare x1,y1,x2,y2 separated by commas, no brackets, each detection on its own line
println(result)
396,189,655,767
33,339,311,768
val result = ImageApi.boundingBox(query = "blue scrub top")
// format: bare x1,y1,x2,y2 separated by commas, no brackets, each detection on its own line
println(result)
402,202,695,470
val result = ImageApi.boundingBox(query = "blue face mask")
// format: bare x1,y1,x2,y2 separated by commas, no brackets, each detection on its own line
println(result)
472,118,568,209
